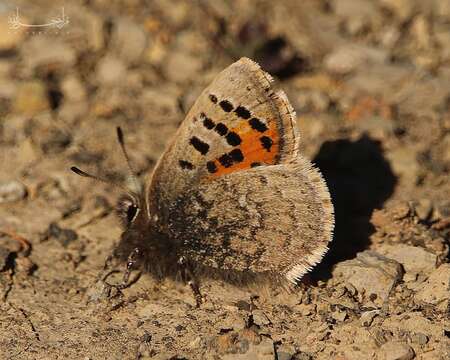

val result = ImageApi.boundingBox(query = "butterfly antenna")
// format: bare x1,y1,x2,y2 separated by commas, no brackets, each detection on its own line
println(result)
116,127,141,193
70,166,133,198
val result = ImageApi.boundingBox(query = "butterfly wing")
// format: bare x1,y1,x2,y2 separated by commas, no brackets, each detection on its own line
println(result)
147,58,299,216
146,57,333,283
168,157,334,284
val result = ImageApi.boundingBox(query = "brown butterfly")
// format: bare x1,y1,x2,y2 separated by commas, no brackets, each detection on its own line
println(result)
72,58,334,304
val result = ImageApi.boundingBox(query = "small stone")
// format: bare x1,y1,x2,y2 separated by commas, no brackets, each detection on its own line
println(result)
360,310,380,327
276,345,296,360
386,147,420,183
252,310,271,326
411,333,428,345
331,309,347,322
378,341,415,360
96,56,127,85
0,246,13,271
324,44,388,75
414,199,433,221
14,257,36,275
111,18,147,64
13,81,50,116
189,336,204,349
235,300,253,311
47,222,78,247
415,264,450,308
21,37,76,71
391,203,410,220
0,180,27,203
309,91,330,112
61,75,87,103
86,280,119,302
379,0,416,22
381,244,437,274
39,128,72,154
411,15,432,50
165,52,203,83
333,0,380,29
296,353,313,360
332,251,403,307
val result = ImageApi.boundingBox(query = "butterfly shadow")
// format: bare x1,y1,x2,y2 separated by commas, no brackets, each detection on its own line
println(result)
309,134,397,282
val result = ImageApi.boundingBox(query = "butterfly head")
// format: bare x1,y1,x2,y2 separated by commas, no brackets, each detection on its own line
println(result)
71,127,151,232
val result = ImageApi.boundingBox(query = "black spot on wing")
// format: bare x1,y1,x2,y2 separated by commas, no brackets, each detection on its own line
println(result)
234,105,251,119
251,162,261,168
179,160,194,170
229,149,244,163
249,118,268,133
209,94,218,104
219,100,234,112
200,113,215,129
190,136,209,155
260,136,273,151
226,132,241,146
206,161,217,173
218,153,233,168
215,123,228,136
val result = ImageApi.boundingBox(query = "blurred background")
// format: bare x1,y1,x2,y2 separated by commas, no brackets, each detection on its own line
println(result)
0,0,449,358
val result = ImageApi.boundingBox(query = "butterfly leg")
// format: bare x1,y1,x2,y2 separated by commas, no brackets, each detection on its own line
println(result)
177,256,203,307
103,247,142,290
118,247,142,289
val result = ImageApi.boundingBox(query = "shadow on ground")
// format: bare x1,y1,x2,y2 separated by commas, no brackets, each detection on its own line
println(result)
310,134,397,281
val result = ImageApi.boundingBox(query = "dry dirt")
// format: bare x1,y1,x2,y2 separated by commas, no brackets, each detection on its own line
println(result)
0,1,449,359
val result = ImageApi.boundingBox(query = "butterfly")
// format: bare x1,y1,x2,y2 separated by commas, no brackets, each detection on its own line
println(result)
72,58,334,302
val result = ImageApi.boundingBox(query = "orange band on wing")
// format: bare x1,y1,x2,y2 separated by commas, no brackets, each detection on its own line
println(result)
210,119,280,177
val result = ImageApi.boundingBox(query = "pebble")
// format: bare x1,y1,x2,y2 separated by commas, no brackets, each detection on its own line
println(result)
332,251,403,307
415,264,450,309
378,341,415,360
252,310,271,326
331,309,347,322
47,222,78,247
20,37,76,71
85,280,119,302
333,0,380,29
379,0,416,22
61,75,87,103
39,127,72,154
0,180,27,203
13,81,50,116
96,55,127,85
411,15,432,50
164,51,203,83
414,199,433,221
386,147,420,183
324,44,388,75
360,310,380,327
380,244,437,274
410,332,428,345
0,246,13,271
111,18,147,64
221,337,274,360
276,345,297,360
14,256,36,275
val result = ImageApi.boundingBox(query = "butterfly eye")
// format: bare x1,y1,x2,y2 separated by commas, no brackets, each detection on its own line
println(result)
126,203,139,224
117,196,140,227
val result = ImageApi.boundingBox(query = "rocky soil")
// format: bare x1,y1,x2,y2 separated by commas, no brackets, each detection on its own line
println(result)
0,0,449,359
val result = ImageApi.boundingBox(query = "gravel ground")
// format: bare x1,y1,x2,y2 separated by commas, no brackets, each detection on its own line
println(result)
0,0,449,359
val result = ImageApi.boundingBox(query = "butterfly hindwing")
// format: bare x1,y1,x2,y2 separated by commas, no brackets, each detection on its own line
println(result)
168,157,334,284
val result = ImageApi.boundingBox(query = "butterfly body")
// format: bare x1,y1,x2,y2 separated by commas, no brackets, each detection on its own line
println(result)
76,58,334,287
